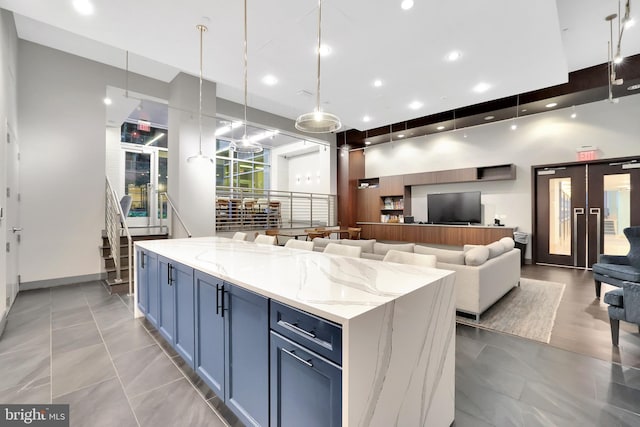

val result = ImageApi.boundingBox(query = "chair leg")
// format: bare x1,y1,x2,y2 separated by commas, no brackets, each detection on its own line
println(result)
595,280,602,299
610,318,620,346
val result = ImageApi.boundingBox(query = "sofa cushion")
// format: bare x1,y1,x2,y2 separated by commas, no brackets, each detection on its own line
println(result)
362,252,384,261
500,237,516,251
593,263,640,282
604,288,624,307
414,245,465,265
465,246,490,266
341,239,375,253
486,241,506,259
312,237,333,249
373,242,415,256
383,250,436,267
463,244,481,253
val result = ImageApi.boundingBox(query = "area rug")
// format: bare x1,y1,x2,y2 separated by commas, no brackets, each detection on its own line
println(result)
456,278,566,343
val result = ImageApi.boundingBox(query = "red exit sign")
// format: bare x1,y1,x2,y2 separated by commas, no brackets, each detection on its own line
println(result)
578,150,597,161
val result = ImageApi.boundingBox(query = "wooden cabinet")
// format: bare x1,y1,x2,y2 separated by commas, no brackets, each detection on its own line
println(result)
379,175,404,195
136,249,159,327
356,187,380,222
359,223,515,245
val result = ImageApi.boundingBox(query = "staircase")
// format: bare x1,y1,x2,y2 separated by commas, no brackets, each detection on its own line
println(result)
100,231,168,294
604,219,616,235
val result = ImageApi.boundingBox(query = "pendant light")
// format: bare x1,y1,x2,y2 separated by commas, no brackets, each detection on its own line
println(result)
295,0,342,134
229,0,263,154
187,24,214,163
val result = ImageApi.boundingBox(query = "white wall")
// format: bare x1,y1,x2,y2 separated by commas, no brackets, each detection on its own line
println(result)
105,126,123,195
364,95,640,256
0,9,18,318
17,41,169,284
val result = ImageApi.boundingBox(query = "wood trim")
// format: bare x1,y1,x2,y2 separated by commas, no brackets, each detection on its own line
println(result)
357,223,514,246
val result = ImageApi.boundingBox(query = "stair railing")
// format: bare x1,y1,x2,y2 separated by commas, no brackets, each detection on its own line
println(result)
158,192,192,238
105,177,133,295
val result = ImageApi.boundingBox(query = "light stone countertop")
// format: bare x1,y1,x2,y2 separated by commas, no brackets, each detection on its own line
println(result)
135,236,454,324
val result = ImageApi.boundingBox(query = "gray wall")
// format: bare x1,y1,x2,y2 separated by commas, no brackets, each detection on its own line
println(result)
0,9,18,320
17,40,169,284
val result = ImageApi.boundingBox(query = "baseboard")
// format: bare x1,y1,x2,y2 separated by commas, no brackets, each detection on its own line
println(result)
0,308,7,339
20,272,107,291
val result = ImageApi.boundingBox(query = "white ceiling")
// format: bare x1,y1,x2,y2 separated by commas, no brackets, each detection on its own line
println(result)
1,0,638,131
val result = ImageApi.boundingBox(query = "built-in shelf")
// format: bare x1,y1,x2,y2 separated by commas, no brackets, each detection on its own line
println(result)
357,178,379,189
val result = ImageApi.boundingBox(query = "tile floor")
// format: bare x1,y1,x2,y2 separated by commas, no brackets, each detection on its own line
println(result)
0,280,639,426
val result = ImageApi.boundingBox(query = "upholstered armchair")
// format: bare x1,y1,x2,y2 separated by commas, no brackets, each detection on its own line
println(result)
604,281,640,346
593,226,640,299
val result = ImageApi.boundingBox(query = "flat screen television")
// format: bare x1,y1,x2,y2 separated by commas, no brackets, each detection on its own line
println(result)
427,191,481,224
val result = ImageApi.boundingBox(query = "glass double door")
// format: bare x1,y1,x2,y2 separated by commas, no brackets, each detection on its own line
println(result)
124,148,168,228
534,159,640,268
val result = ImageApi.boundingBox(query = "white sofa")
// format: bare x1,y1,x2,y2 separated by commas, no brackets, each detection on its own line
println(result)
312,236,520,319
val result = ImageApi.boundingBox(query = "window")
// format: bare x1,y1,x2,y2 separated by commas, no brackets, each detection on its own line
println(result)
215,139,271,189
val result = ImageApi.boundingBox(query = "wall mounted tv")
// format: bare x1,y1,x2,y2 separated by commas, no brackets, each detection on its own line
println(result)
427,191,482,225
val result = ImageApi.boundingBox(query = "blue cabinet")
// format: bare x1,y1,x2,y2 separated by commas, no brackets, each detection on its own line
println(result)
157,256,194,367
137,249,159,327
224,284,269,427
270,332,342,427
194,271,225,397
194,273,269,427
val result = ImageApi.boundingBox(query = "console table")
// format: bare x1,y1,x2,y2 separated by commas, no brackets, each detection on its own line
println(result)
357,222,515,246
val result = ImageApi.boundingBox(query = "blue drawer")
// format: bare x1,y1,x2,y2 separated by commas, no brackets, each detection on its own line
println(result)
270,301,342,365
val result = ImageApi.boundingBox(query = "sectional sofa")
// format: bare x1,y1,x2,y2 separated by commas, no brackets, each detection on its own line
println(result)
312,236,521,320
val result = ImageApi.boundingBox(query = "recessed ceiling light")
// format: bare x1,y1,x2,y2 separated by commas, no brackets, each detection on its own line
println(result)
627,83,640,91
436,125,445,130
408,101,423,110
363,115,371,122
400,0,414,10
373,79,383,87
510,123,518,130
521,108,527,112
397,134,405,138
625,18,636,28
484,115,494,120
571,112,577,119
317,44,332,56
262,74,278,86
364,141,372,145
73,0,94,15
545,102,558,108
446,51,461,62
103,97,112,105
473,82,491,93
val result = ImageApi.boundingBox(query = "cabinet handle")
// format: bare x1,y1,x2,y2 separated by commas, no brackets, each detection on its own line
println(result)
282,348,313,367
278,321,316,339
168,264,173,286
141,252,145,268
216,284,222,315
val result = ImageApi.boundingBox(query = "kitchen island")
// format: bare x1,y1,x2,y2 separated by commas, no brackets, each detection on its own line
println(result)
133,237,455,427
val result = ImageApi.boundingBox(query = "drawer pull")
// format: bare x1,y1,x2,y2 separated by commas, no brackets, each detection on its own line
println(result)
278,320,316,339
282,348,313,367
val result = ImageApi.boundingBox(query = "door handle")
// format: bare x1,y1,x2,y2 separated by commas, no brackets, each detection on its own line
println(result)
12,227,22,233
573,208,584,267
590,208,601,257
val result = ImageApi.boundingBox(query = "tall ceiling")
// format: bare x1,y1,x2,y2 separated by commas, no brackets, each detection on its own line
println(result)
1,0,638,132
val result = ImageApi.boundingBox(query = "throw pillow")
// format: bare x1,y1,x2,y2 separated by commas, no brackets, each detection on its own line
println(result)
499,237,515,251
341,239,376,253
414,245,465,265
486,241,505,259
373,242,415,256
465,246,490,266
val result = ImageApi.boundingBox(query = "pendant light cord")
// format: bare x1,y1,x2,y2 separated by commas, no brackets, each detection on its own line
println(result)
315,0,323,113
243,0,248,139
197,25,206,155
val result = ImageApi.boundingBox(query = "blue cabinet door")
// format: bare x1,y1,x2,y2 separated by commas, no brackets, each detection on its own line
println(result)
157,256,175,343
173,261,195,368
136,249,148,314
145,251,160,327
194,271,225,397
224,283,269,427
270,332,342,427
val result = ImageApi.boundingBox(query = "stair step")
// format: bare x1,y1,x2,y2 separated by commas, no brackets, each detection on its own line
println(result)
104,255,131,269
103,278,131,295
106,267,130,281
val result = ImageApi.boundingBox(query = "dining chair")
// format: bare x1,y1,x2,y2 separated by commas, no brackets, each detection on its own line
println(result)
383,250,436,267
254,234,277,245
306,231,325,241
232,232,247,241
284,239,314,251
323,243,361,258
347,227,362,240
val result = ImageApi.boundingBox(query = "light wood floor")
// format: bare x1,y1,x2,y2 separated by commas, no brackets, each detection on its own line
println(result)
522,264,640,368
